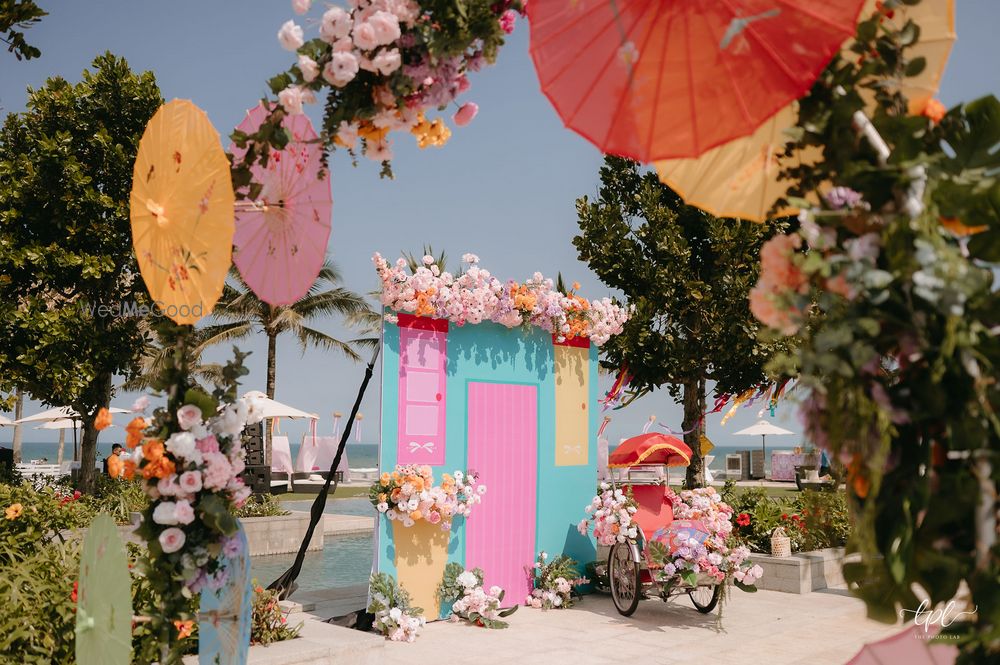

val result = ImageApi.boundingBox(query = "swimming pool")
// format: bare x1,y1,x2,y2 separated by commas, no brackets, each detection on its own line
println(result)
282,497,374,517
250,532,374,592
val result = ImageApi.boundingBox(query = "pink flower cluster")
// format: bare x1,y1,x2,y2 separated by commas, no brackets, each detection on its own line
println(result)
276,0,524,162
656,488,763,587
142,395,265,594
577,482,639,546
373,252,630,345
374,606,424,642
749,233,809,336
451,572,506,623
372,464,485,532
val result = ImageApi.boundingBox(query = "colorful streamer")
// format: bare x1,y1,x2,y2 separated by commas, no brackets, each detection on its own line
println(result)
601,365,634,411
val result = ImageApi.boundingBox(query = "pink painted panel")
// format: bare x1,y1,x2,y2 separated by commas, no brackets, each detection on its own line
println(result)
398,326,446,465
465,382,537,605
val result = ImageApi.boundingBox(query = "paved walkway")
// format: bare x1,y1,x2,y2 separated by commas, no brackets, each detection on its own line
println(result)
372,588,899,665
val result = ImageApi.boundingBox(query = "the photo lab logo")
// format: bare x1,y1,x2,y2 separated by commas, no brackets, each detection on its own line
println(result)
82,301,203,320
899,600,977,638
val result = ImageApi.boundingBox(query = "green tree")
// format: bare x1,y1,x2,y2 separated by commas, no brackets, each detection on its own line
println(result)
574,156,787,487
1,0,46,61
0,53,162,492
199,261,375,463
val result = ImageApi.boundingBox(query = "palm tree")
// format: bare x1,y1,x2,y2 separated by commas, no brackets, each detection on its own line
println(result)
122,322,226,393
199,260,376,461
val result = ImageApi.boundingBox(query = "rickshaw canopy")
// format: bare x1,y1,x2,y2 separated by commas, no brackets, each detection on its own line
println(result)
608,432,692,468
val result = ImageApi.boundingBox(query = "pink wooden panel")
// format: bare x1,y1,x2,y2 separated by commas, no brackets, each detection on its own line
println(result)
465,382,537,605
398,326,446,465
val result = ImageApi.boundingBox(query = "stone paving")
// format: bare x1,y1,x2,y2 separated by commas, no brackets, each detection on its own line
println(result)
373,588,901,665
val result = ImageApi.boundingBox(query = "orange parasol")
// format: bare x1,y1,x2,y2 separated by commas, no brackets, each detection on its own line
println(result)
653,0,955,222
608,432,692,468
130,99,235,324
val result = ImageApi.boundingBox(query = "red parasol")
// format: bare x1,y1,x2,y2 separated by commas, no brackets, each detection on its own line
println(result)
527,0,866,161
608,432,692,468
230,104,332,306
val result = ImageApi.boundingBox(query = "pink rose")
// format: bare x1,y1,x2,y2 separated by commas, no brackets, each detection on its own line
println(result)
324,51,360,87
428,511,441,524
367,10,401,46
372,47,401,75
352,21,379,50
157,475,180,498
453,102,478,127
278,85,306,115
201,452,234,491
196,435,220,454
131,395,150,412
178,470,203,493
499,9,517,34
332,36,353,52
174,500,195,525
232,485,252,508
320,6,353,43
298,54,320,82
159,527,186,554
292,0,311,14
277,20,304,51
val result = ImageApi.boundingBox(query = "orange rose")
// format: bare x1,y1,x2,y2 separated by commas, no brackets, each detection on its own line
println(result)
390,488,401,502
125,417,147,449
123,459,136,480
143,439,164,463
378,493,388,502
409,510,423,521
174,620,194,640
380,472,391,485
94,407,113,431
921,98,946,124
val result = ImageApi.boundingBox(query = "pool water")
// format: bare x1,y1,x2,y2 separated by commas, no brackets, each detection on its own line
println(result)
250,533,374,592
283,497,374,517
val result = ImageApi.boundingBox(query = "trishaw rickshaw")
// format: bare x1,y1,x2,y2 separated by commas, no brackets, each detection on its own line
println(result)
597,432,722,617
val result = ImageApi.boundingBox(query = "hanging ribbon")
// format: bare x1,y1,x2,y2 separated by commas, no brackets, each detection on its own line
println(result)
598,416,611,439
332,412,343,439
601,365,633,411
271,417,281,435
659,418,702,437
354,413,363,442
642,415,655,434
756,385,774,418
720,388,755,425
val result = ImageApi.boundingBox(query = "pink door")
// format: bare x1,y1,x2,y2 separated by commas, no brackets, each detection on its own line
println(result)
397,315,447,466
465,382,537,605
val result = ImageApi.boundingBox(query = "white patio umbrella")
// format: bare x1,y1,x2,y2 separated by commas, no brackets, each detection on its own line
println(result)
16,406,129,461
35,419,81,465
242,391,318,420
734,419,795,478
0,415,12,426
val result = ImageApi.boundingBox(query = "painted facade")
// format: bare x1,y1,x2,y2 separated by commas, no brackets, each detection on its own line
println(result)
377,313,599,616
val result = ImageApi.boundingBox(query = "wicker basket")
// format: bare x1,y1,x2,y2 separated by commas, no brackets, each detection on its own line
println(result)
770,526,791,557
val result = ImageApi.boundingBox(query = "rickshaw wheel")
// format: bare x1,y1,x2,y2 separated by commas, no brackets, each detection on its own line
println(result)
689,584,722,614
609,541,641,616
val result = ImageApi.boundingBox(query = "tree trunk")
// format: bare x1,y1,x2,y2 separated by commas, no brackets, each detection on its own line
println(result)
77,372,112,494
265,331,277,467
12,389,23,464
683,377,704,489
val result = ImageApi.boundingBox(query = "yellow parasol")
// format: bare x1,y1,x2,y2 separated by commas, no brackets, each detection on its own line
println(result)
654,0,955,222
130,99,234,324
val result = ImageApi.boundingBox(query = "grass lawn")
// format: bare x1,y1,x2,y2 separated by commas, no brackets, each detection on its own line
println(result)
275,485,369,501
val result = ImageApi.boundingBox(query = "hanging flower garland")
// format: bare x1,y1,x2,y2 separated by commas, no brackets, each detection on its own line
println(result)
232,0,525,185
374,252,631,345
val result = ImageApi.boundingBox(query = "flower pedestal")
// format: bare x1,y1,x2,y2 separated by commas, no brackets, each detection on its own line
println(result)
391,519,450,619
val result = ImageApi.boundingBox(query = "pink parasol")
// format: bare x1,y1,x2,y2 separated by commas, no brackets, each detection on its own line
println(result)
230,105,332,305
846,624,957,665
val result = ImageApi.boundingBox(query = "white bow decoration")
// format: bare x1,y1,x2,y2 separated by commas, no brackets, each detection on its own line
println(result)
562,444,582,455
408,441,435,453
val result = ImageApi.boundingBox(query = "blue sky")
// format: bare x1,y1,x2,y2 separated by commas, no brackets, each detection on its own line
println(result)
2,1,998,449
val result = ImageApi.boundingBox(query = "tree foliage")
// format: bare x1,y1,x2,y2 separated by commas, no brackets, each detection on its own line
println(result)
0,0,46,61
0,52,162,491
574,157,788,485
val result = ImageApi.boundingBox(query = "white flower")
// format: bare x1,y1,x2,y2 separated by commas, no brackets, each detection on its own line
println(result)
462,253,479,265
457,571,478,589
278,85,306,115
323,51,360,87
166,431,197,460
152,501,179,526
389,607,402,621
372,47,402,75
292,0,311,14
319,6,353,43
298,55,320,82
176,404,202,431
335,121,358,150
277,20,304,51
377,502,389,513
131,395,150,412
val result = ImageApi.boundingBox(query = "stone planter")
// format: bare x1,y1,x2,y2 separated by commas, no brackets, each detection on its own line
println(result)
752,547,845,594
240,514,325,556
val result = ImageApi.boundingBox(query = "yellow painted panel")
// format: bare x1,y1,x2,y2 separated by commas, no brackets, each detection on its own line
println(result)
392,519,450,619
554,345,589,466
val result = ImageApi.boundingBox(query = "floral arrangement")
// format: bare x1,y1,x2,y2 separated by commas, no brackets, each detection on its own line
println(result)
576,482,639,545
232,0,524,182
374,252,630,345
749,4,999,656
437,562,517,628
524,552,588,609
645,487,763,590
369,463,484,530
251,583,302,645
368,572,425,642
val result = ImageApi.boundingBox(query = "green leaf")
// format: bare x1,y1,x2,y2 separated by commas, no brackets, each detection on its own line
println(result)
182,387,218,420
904,56,926,78
734,580,757,593
681,570,698,587
198,495,238,536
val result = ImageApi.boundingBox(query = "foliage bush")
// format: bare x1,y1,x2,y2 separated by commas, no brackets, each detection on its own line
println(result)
250,583,301,645
794,490,851,552
234,493,290,519
0,540,79,664
83,475,149,525
0,481,92,564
